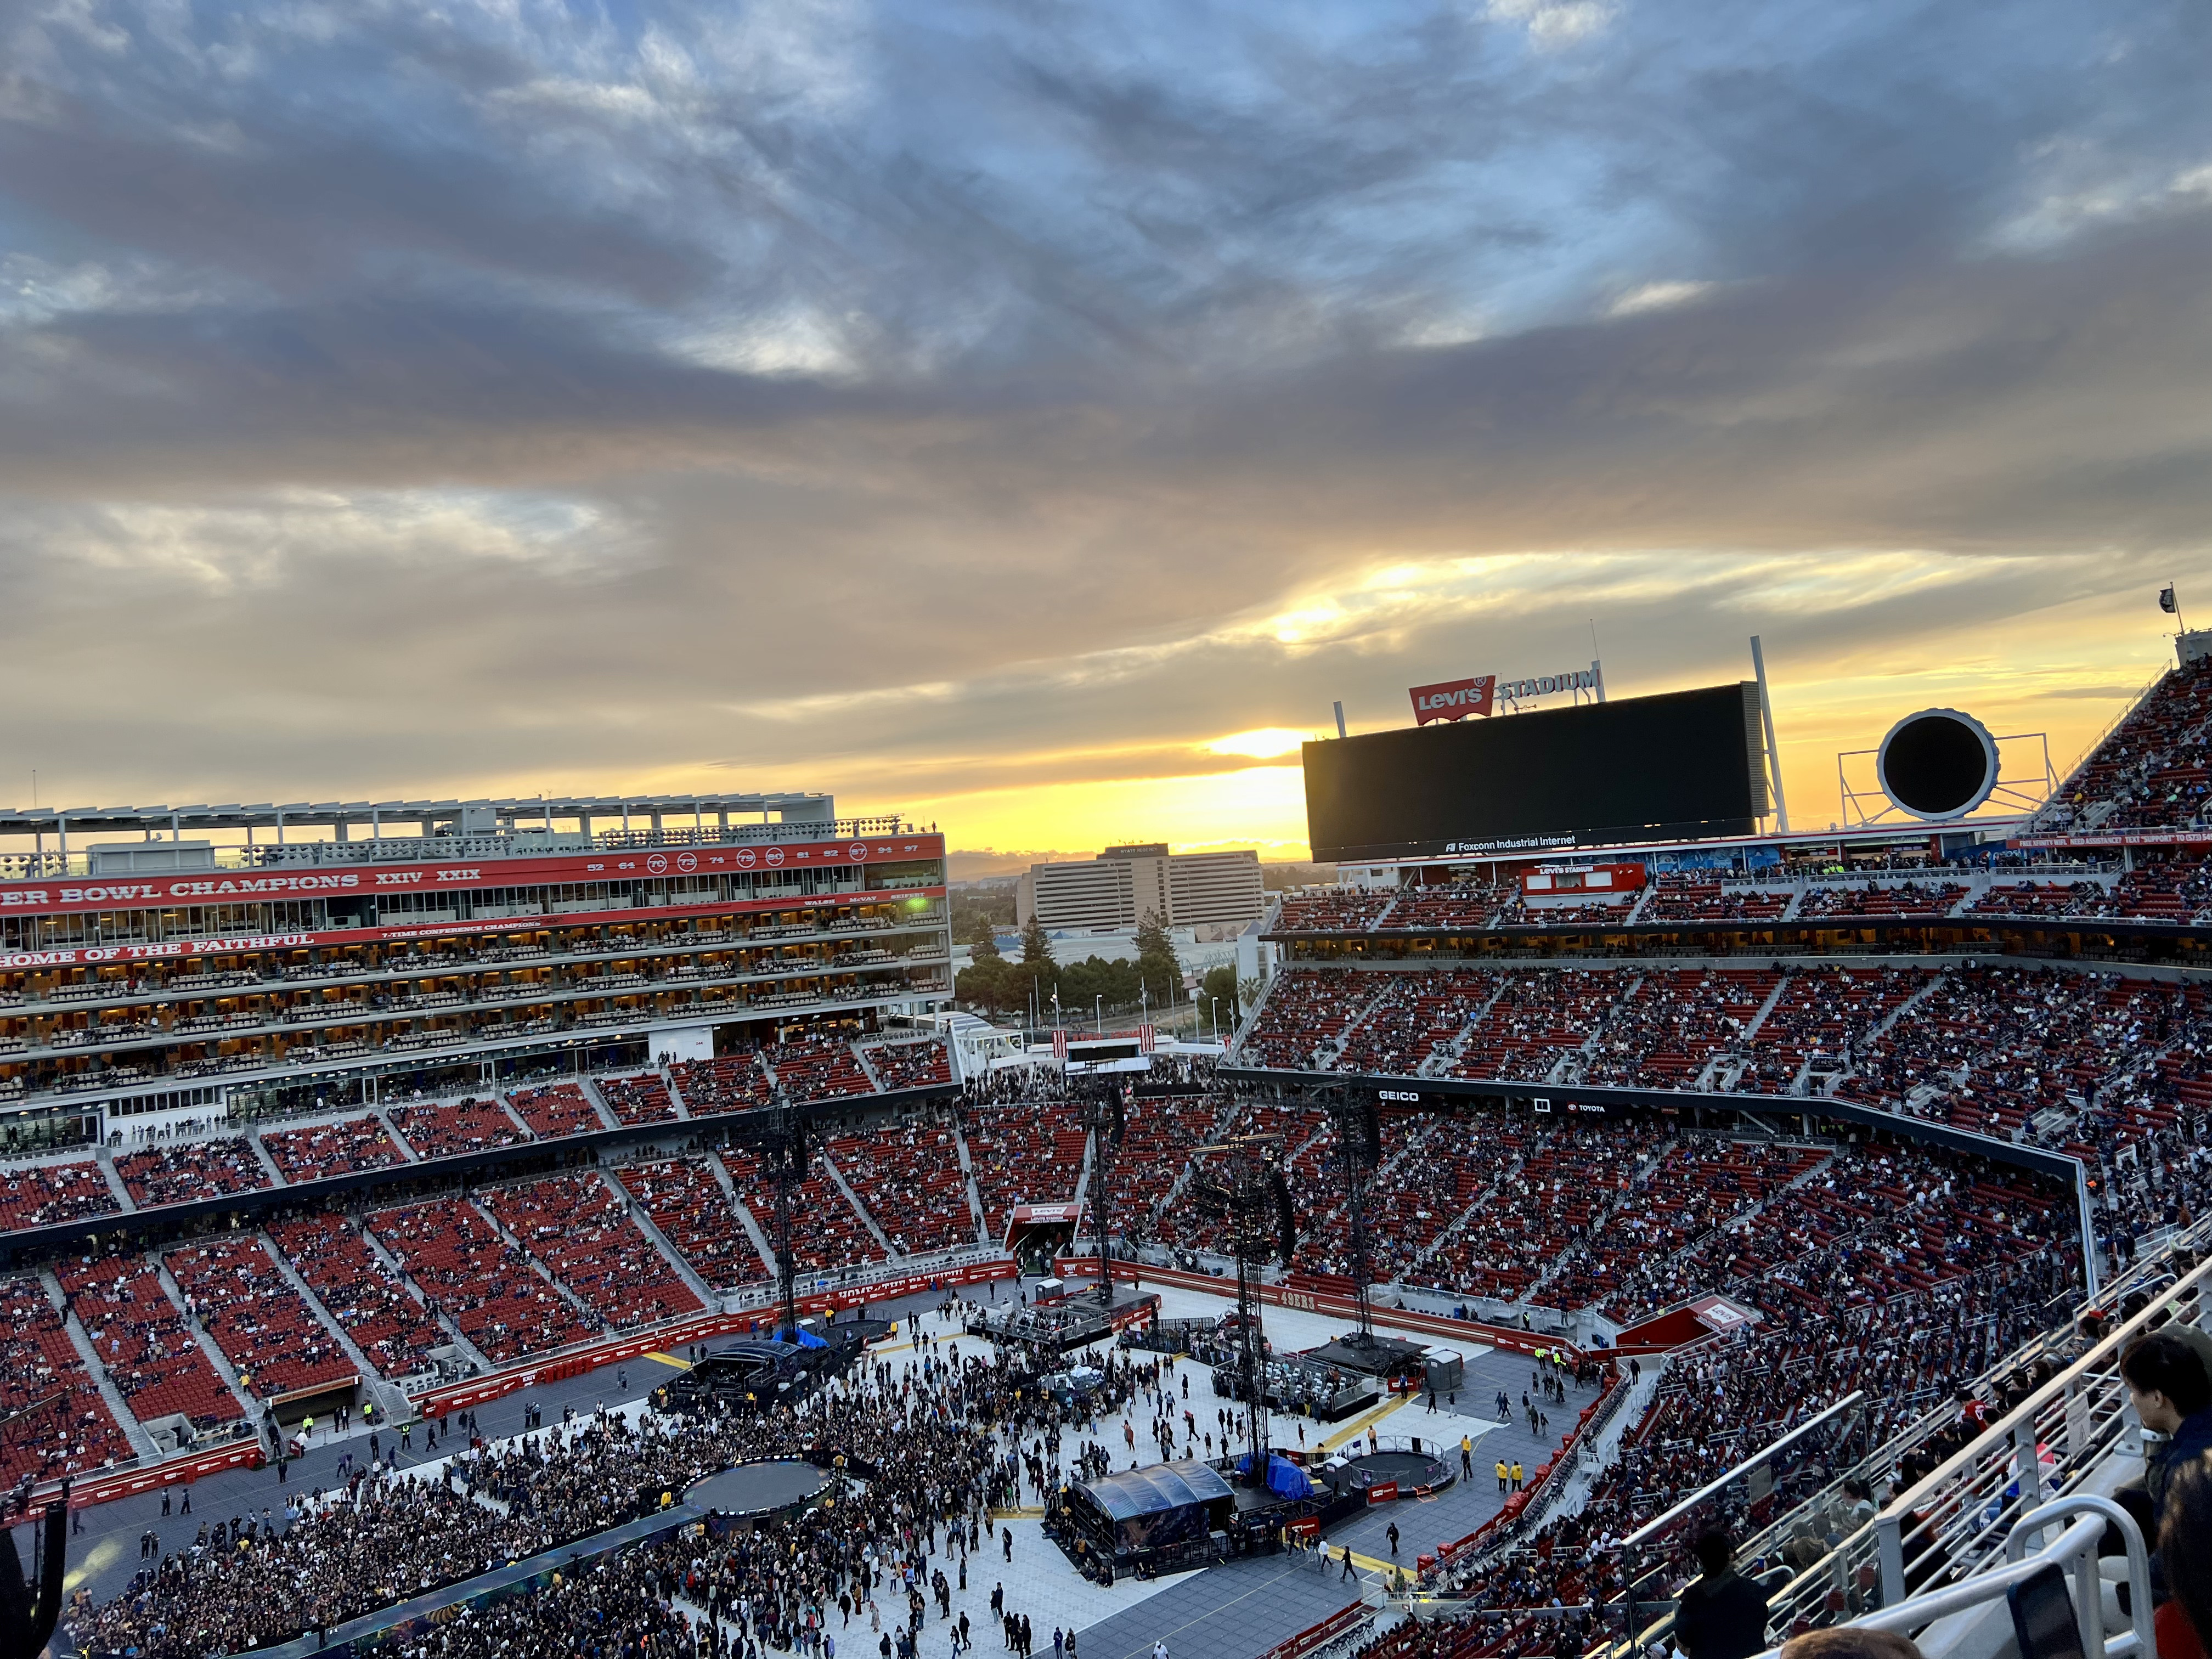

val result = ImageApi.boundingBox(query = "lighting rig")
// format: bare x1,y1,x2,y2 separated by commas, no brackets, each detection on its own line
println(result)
1074,1074,1126,1303
1187,1137,1298,1488
1323,1086,1384,1347
725,1088,811,1341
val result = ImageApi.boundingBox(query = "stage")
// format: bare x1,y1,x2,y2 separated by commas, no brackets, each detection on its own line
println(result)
967,1285,1161,1353
685,1459,834,1523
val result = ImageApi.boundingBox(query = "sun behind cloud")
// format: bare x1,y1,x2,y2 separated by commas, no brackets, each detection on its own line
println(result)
1203,728,1316,760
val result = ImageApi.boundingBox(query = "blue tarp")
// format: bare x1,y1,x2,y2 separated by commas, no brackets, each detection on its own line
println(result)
1234,1453,1316,1499
793,1327,828,1349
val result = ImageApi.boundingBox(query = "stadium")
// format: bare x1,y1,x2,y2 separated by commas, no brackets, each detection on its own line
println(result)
0,650,2206,1659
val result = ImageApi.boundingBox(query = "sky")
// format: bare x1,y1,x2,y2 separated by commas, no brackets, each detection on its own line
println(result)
2,0,2209,862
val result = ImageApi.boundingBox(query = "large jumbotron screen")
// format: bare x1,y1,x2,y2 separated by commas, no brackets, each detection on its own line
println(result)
1304,682,1768,861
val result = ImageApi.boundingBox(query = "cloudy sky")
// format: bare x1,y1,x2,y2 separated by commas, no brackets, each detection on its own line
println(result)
3,0,2209,860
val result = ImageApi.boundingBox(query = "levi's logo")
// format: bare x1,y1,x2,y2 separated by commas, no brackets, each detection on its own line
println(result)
1408,676,1497,725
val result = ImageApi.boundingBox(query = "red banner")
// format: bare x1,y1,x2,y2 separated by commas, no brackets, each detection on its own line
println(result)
0,833,946,921
1408,676,1496,725
0,883,947,970
1366,1480,1400,1504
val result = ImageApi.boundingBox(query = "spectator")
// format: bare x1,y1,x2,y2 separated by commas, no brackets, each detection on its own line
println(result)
2159,1455,2212,1659
2120,1332,2212,1523
1673,1530,1769,1659
1778,1633,1921,1659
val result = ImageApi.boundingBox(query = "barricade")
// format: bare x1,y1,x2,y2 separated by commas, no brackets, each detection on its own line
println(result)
1053,1257,1604,1365
411,1257,1018,1418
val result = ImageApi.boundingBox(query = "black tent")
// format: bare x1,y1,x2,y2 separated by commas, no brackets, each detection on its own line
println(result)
1057,1459,1236,1574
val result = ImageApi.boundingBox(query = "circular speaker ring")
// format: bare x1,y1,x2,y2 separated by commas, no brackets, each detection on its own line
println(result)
1876,709,1999,821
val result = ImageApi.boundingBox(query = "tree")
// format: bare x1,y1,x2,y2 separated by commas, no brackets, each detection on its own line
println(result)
970,928,1002,963
1133,910,1180,1007
955,957,1020,1014
1236,974,1265,1021
950,885,1017,941
1199,963,1237,1013
1018,913,1058,1007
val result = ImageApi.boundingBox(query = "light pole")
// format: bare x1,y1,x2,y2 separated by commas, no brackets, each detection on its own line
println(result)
1211,996,1220,1045
1094,994,1102,1036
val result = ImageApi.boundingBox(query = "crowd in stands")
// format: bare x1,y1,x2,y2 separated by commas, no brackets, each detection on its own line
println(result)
505,1081,605,1137
1447,971,1620,1084
1237,971,1385,1070
269,1213,448,1379
261,1115,406,1183
2039,653,2212,834
719,1146,886,1274
1420,1147,2081,1646
1109,1096,1223,1236
479,1175,704,1330
1795,881,1966,921
1237,962,2194,1133
1274,891,1397,932
601,1071,681,1125
614,1155,769,1288
672,1054,776,1116
1335,971,1500,1077
115,1137,270,1209
766,1034,877,1103
388,1096,529,1160
828,1122,978,1255
1575,969,1773,1088
0,1158,120,1232
166,1234,358,1400
1260,858,2212,935
1379,882,1506,931
1739,966,1927,1091
1420,1120,1672,1306
1640,874,1790,924
57,1254,244,1429
366,1198,594,1364
865,1037,954,1092
962,1102,1086,1233
1541,1139,1825,1317
0,1273,133,1488
1135,1097,1322,1257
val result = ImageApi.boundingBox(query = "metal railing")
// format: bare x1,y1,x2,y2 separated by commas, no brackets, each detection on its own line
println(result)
1676,1209,2198,1600
1743,1245,2209,1642
1752,1496,2151,1659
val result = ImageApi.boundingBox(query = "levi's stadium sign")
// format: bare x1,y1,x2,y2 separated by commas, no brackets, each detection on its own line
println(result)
1409,667,1602,725
1410,676,1496,724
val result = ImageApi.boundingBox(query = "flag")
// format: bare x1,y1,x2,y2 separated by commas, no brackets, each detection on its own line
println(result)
1051,1028,1069,1060
2160,585,2178,614
1138,1024,1156,1053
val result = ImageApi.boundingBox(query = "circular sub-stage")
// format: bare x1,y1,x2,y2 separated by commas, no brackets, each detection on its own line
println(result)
1334,1449,1455,1497
685,1458,834,1522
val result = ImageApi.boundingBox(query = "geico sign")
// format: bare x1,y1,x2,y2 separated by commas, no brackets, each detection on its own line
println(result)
1378,1089,1421,1102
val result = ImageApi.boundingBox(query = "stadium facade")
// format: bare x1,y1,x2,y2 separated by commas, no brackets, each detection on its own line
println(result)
0,792,953,1152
